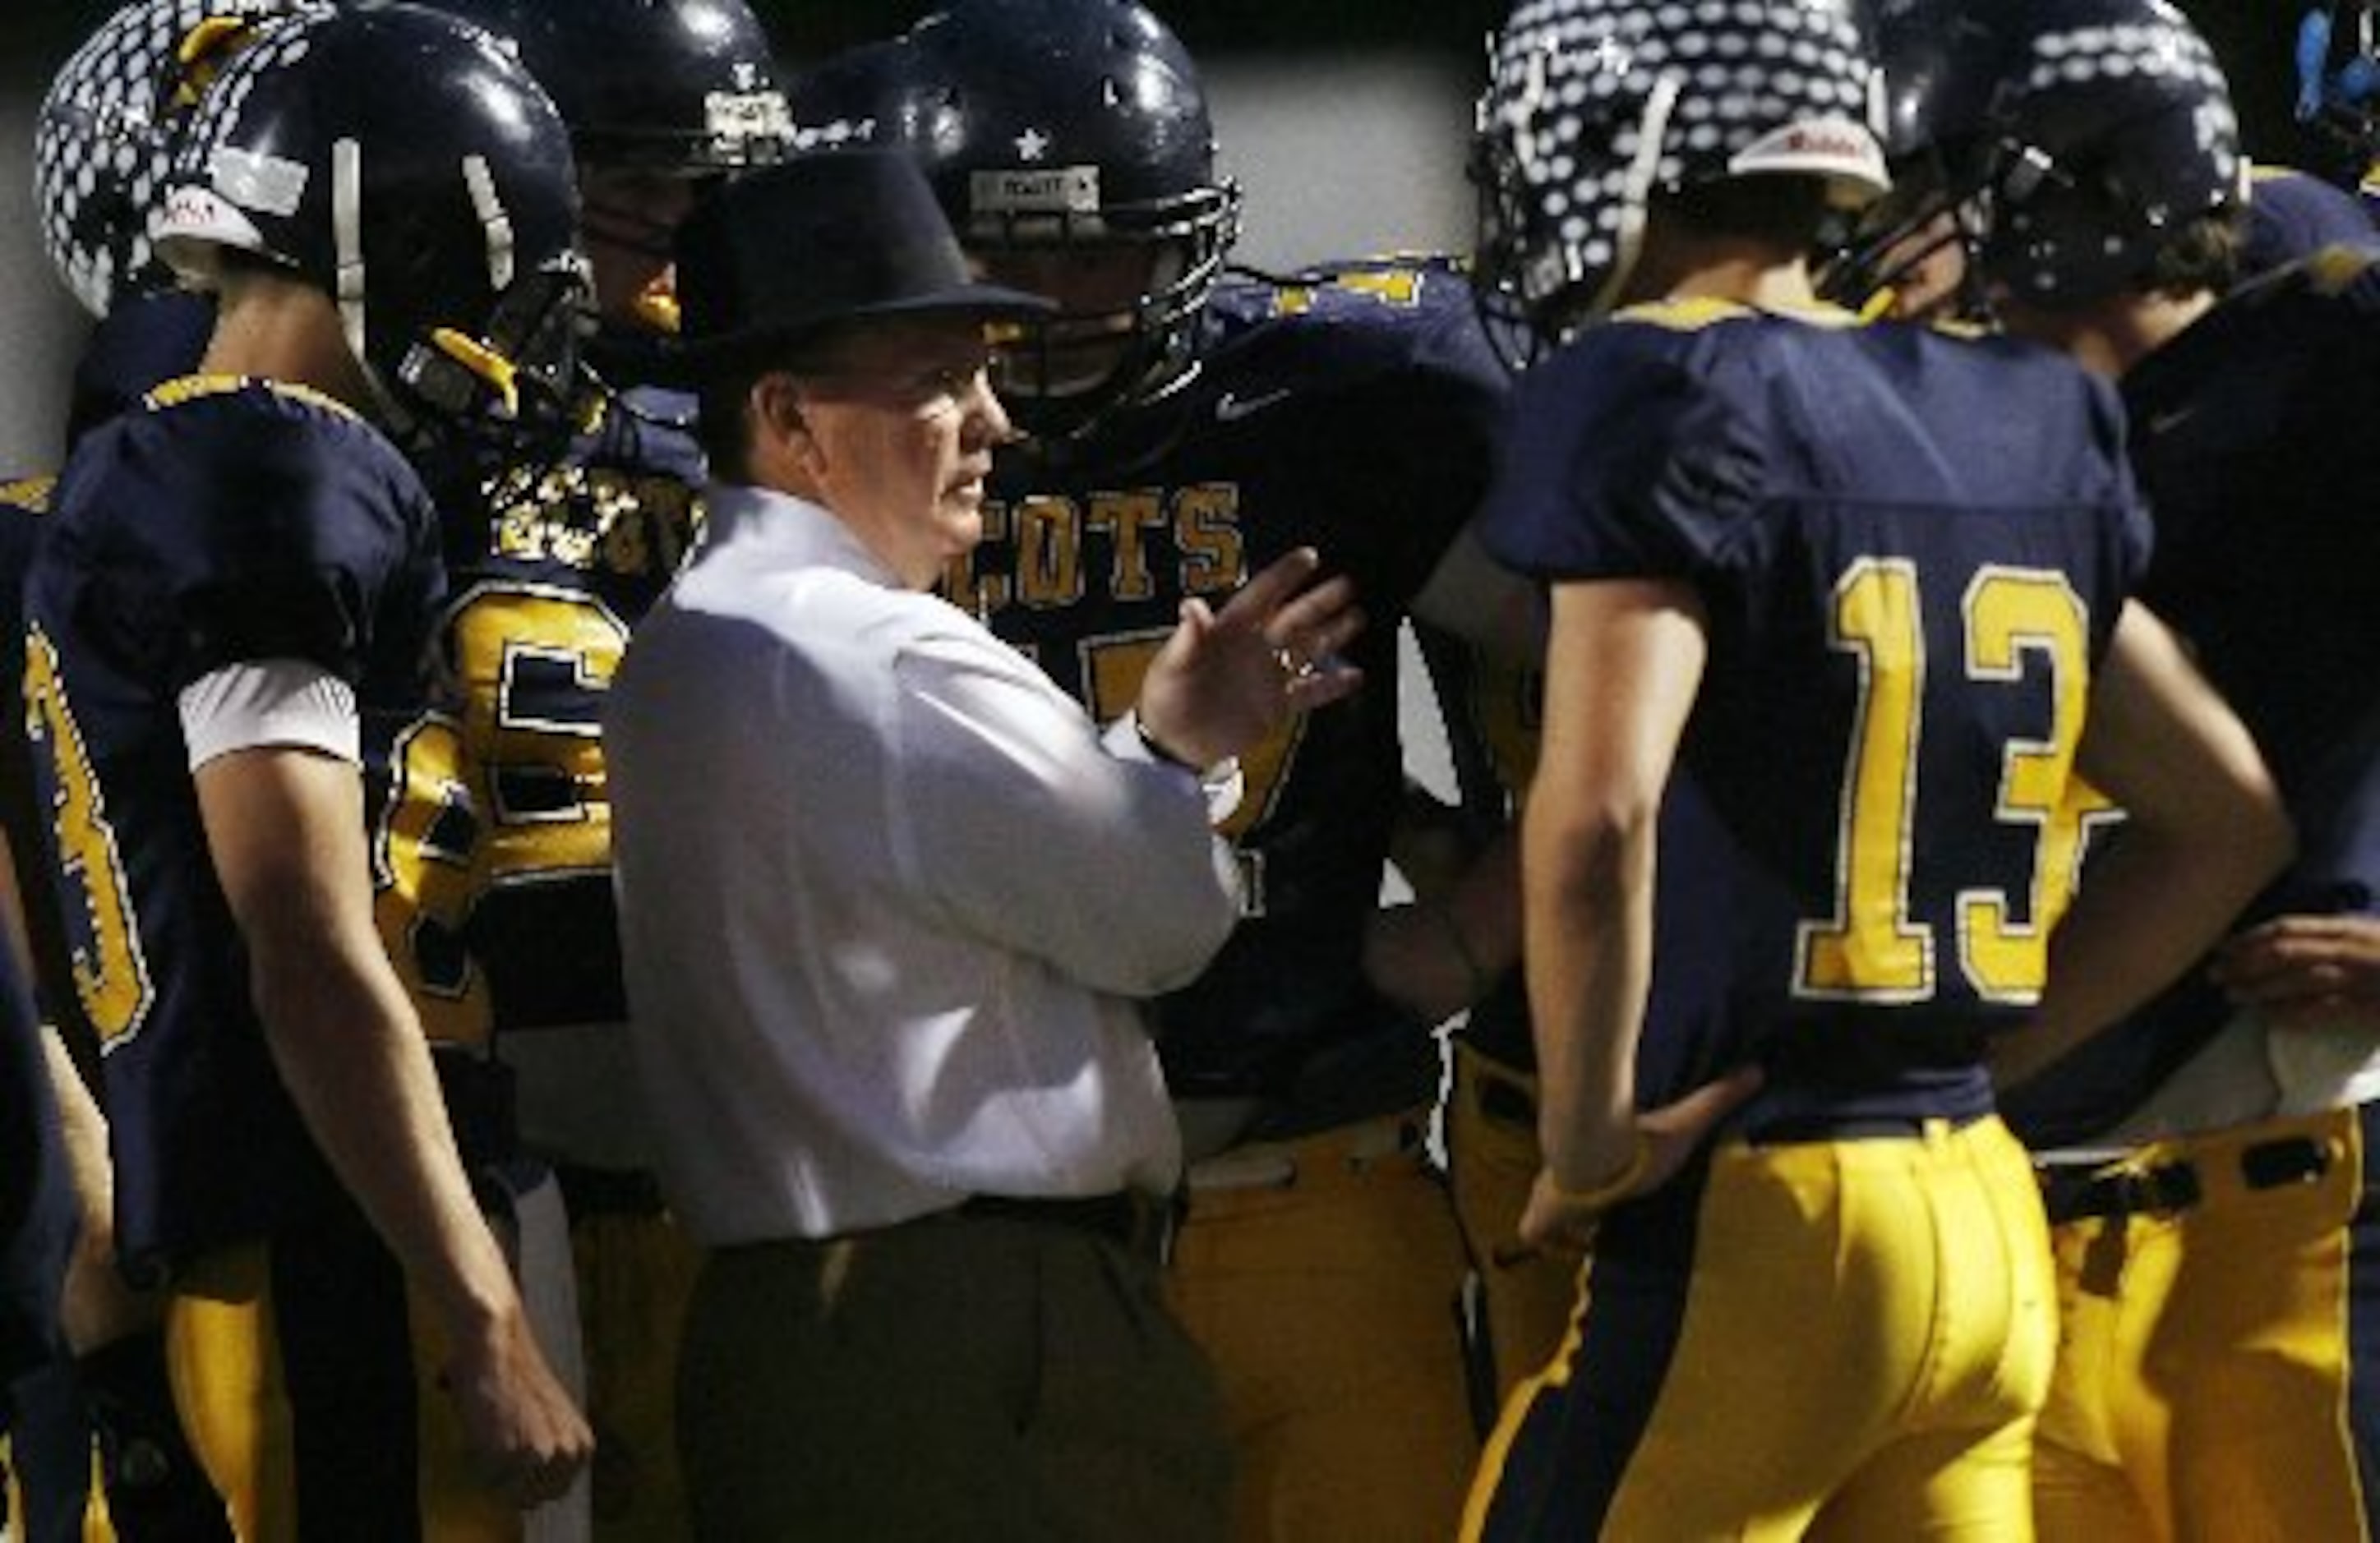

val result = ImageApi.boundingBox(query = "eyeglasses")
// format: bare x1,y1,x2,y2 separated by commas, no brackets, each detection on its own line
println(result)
791,357,999,415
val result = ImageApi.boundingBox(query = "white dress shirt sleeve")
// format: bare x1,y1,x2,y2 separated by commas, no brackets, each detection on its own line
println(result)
888,629,1243,999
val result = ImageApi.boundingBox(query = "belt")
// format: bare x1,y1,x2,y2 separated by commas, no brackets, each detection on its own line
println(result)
1743,1109,1989,1145
957,1189,1182,1262
2037,1134,2333,1225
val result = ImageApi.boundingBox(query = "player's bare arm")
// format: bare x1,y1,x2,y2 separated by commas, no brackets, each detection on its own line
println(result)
1518,577,1758,1252
1366,828,1520,1025
193,744,592,1506
1994,600,2292,1089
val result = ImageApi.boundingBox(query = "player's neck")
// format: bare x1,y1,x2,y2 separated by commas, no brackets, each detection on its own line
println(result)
1623,229,1818,313
1999,288,2218,380
200,273,376,410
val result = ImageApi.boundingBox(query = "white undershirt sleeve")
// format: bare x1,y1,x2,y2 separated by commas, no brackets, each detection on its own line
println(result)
178,658,361,772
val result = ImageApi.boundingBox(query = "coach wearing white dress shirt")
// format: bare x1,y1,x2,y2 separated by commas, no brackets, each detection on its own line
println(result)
605,150,1368,1541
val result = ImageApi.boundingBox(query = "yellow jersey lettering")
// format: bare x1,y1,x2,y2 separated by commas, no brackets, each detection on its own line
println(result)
371,712,490,1045
1014,495,1084,609
1797,559,1932,1002
1793,562,2096,1006
946,499,1012,616
1958,568,2091,1003
1086,491,1167,601
1271,268,1428,316
23,628,153,1045
1173,484,1244,596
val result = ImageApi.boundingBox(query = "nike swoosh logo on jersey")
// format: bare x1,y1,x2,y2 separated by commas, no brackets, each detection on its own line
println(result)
1214,388,1294,423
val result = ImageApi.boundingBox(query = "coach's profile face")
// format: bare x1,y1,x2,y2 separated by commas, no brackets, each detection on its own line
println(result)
756,313,1014,589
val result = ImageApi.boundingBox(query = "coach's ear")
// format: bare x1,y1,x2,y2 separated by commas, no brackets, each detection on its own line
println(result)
748,372,822,481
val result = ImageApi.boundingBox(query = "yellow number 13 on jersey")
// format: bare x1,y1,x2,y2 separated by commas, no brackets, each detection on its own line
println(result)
1796,560,2092,1006
23,626,154,1043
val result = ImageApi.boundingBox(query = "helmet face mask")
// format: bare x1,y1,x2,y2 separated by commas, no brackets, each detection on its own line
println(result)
1816,0,2022,320
1471,0,1889,364
1819,156,1999,320
399,264,589,459
971,242,1180,406
949,160,1238,433
155,3,590,460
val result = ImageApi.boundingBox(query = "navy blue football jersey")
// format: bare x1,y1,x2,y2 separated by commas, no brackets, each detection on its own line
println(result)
0,900,71,1382
383,384,705,1039
22,377,445,1274
2004,250,2380,1144
1484,299,2149,1126
953,258,1505,1109
65,292,215,450
0,478,51,776
0,477,95,1051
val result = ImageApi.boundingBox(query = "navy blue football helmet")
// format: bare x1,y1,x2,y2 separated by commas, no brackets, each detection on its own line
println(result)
787,35,916,154
154,2,588,456
1819,0,2025,316
853,0,1243,437
1974,0,2244,309
35,0,334,317
1471,0,1889,366
417,0,789,246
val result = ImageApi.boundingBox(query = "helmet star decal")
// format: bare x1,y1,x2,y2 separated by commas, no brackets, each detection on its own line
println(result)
1015,127,1052,161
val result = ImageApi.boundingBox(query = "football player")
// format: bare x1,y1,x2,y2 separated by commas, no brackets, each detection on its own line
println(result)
1418,643,1750,1420
1458,0,2287,1536
794,3,1540,1536
10,7,333,1537
21,6,594,1534
1968,1,2380,1535
395,3,790,1536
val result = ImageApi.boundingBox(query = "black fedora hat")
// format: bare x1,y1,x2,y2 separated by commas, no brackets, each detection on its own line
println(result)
665,149,1054,380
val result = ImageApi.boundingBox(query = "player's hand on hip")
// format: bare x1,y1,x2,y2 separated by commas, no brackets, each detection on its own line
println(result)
443,1303,595,1508
1136,546,1365,768
2211,912,2380,1031
1515,1066,1764,1255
